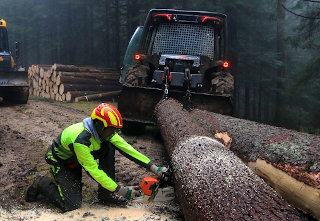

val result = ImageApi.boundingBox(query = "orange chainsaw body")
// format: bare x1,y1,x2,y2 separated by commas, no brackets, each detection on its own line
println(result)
140,177,159,196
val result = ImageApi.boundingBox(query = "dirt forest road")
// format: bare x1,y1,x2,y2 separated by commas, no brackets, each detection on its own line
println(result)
0,99,182,220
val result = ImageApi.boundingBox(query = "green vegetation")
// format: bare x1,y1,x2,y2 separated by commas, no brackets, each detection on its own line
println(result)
31,95,117,115
56,101,117,115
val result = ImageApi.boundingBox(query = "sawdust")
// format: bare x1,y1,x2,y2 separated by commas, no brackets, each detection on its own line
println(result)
0,203,179,221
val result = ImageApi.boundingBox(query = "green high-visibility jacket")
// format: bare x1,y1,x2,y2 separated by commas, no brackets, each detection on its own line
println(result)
47,122,152,192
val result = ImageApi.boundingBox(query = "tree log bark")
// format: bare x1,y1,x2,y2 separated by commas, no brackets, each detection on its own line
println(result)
190,109,320,185
154,99,307,221
59,82,121,95
65,90,105,101
52,64,80,72
190,109,320,219
56,75,119,85
74,90,121,102
52,64,117,73
56,71,119,81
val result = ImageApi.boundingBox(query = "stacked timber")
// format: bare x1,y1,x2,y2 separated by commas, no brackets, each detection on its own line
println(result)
154,99,308,221
28,64,121,102
190,109,320,219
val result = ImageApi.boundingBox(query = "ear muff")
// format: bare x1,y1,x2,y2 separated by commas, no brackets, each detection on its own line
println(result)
94,120,104,133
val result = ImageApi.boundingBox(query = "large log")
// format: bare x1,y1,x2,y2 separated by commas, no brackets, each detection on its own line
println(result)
190,109,320,219
56,71,119,82
154,99,307,221
74,90,121,102
52,64,117,73
58,82,121,95
52,64,83,72
56,75,119,85
65,90,105,101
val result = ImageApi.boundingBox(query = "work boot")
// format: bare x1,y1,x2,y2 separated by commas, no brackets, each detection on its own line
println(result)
25,174,45,202
98,188,128,206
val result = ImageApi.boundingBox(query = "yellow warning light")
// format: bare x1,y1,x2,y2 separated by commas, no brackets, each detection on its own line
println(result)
0,19,7,27
0,57,4,62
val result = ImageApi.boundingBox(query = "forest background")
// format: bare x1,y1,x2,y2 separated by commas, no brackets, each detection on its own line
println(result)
0,0,319,133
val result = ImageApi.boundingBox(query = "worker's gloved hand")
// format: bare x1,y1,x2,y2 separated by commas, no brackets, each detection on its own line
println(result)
116,186,136,200
150,164,168,179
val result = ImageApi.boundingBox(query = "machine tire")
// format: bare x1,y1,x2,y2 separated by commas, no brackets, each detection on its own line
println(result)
1,86,29,104
210,72,234,96
124,64,150,86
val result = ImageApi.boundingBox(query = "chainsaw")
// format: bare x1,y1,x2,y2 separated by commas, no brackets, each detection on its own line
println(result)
132,166,174,203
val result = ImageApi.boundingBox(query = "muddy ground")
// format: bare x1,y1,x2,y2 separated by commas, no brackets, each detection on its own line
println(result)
0,99,183,220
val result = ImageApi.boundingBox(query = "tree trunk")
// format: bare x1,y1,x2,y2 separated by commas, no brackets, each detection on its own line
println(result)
114,0,120,70
56,75,119,85
154,99,307,221
59,82,121,95
274,0,287,126
55,72,119,84
225,5,240,118
53,64,118,73
190,108,320,219
244,84,250,119
74,90,120,102
65,90,112,101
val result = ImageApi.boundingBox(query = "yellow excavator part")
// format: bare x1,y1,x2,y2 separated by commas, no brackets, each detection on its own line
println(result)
0,19,7,27
11,56,15,69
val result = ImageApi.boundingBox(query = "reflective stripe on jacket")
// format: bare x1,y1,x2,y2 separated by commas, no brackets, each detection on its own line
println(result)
46,122,151,192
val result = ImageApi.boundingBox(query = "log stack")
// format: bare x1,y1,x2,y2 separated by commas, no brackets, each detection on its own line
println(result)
28,64,121,102
154,99,308,221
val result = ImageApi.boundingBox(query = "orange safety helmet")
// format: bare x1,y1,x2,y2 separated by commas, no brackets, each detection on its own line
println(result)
91,103,123,129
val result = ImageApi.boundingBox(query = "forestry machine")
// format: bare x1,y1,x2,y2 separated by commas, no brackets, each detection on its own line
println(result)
118,9,233,127
0,19,29,104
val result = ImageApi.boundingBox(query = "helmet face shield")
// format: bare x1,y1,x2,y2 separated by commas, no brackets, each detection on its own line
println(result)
91,103,123,129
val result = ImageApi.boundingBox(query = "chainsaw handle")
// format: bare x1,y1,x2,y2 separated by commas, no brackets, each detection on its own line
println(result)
160,165,171,182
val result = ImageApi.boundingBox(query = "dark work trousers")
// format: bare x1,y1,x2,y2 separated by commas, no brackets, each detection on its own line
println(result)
39,141,116,212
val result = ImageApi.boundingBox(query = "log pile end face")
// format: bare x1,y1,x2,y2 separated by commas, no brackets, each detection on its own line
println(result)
172,136,306,221
28,64,120,102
